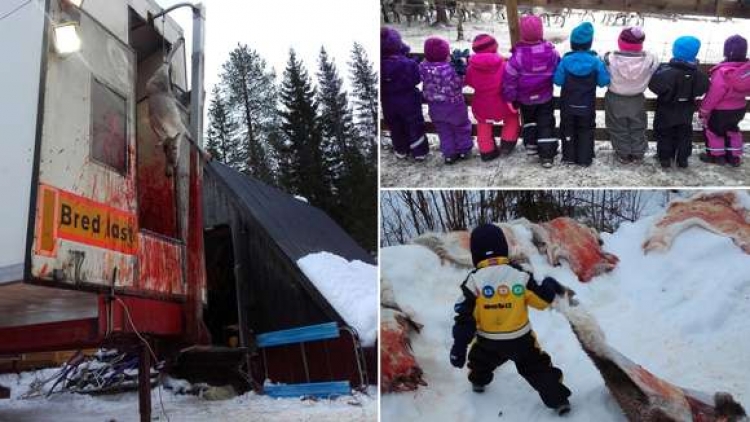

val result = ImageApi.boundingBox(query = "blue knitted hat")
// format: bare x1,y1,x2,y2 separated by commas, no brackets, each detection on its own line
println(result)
571,22,594,51
673,36,701,62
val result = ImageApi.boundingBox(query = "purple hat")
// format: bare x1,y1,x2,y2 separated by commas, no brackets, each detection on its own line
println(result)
382,27,405,56
724,35,748,62
424,37,450,62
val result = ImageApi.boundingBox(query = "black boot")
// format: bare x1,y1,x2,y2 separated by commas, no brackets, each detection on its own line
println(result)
472,384,485,393
480,148,500,162
660,159,671,169
699,152,725,165
727,155,741,167
556,402,571,416
499,140,517,156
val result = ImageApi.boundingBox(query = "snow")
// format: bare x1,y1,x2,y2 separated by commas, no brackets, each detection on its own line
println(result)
297,252,378,347
0,371,376,422
381,13,750,188
381,137,750,189
380,202,750,421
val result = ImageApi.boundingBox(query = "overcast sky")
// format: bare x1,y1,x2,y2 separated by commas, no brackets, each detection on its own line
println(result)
157,0,378,97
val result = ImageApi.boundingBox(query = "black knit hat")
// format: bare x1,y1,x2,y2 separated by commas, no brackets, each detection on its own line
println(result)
470,224,509,267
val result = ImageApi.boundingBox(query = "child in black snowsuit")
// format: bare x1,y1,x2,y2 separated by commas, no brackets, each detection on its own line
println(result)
449,224,573,416
553,22,610,167
648,36,709,168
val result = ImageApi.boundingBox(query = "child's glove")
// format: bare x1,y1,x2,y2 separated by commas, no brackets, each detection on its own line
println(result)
450,48,470,76
542,277,578,304
449,343,467,368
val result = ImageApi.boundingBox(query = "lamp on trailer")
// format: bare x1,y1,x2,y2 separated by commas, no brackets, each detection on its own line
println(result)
52,22,81,55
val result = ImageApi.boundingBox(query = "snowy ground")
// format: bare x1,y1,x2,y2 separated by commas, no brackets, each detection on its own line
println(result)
381,138,750,188
381,13,750,188
0,371,377,422
380,197,750,421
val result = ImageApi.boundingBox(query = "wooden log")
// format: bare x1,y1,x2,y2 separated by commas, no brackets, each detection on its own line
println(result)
506,0,520,47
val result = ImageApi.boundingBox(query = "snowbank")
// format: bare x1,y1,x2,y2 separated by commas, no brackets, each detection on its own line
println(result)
381,206,750,421
297,252,378,347
0,370,376,422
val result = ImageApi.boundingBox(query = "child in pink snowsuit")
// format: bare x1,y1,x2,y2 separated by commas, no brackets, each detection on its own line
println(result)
465,34,520,161
699,35,750,167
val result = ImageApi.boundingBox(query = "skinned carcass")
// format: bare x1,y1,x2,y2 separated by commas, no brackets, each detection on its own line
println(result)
531,217,620,283
643,191,750,255
381,277,427,393
413,218,619,282
555,296,747,422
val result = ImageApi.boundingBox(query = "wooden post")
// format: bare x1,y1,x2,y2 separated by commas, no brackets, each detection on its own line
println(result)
506,0,519,48
139,344,152,422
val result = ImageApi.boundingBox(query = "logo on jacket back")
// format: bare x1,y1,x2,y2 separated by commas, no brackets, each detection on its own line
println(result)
482,285,495,298
512,284,525,297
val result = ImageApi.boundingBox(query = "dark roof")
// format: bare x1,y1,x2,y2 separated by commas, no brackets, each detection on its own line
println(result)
204,161,374,265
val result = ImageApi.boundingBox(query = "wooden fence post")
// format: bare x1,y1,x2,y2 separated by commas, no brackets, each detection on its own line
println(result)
506,0,520,48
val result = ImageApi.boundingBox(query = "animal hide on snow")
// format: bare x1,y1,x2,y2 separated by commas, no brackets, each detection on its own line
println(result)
554,297,747,422
643,191,750,255
380,277,426,393
412,218,619,283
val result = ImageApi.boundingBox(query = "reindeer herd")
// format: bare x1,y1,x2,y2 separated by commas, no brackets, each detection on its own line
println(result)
380,1,650,28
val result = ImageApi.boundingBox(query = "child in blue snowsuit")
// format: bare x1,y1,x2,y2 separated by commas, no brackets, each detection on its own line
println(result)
554,22,610,167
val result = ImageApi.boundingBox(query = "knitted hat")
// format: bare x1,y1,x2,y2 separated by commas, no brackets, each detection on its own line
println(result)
673,36,701,62
472,34,498,53
571,22,594,51
470,224,509,267
520,15,543,43
618,27,645,52
381,27,404,56
424,37,450,62
724,35,748,62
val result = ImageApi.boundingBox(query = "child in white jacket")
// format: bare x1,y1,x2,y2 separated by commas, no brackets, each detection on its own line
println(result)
604,27,659,164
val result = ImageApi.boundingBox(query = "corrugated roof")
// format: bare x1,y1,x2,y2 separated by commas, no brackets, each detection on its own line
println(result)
204,161,374,265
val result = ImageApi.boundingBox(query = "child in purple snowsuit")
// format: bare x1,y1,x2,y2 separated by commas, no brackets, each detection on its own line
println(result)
502,15,560,168
381,27,428,160
419,37,473,164
699,35,750,167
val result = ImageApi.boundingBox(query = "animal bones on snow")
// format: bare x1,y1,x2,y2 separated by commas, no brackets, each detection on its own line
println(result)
412,217,619,283
555,297,747,422
643,191,750,255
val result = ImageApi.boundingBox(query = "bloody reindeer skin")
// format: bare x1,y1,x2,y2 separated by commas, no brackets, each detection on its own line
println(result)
557,298,747,422
380,278,427,393
534,217,620,283
643,191,750,255
413,218,619,283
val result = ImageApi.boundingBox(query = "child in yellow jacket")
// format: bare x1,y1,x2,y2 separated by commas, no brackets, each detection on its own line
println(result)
450,223,572,416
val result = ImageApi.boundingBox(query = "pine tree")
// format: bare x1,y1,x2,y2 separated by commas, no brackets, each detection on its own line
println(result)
219,44,278,184
348,42,379,164
205,85,240,166
278,49,327,207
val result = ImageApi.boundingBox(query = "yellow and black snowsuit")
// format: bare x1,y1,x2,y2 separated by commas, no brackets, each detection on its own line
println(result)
452,258,571,408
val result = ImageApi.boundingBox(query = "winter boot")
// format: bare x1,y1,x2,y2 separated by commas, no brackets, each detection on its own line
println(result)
444,155,458,165
394,151,407,160
526,144,539,156
556,402,571,416
541,158,554,169
676,159,688,168
699,153,725,166
480,148,500,162
472,384,485,393
630,155,644,165
499,140,517,156
660,159,671,169
615,154,631,164
727,155,741,167
413,154,427,162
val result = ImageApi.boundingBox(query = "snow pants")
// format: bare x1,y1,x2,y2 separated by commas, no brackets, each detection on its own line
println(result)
520,100,557,159
428,101,474,158
560,112,595,166
467,332,571,409
476,114,520,157
654,123,692,166
383,97,428,159
605,92,647,159
705,109,745,159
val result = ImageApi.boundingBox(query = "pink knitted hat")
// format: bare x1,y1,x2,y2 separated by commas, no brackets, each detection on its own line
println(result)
618,27,645,52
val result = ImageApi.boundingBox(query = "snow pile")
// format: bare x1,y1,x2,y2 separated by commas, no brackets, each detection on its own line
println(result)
297,252,378,347
381,204,750,421
0,371,376,422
